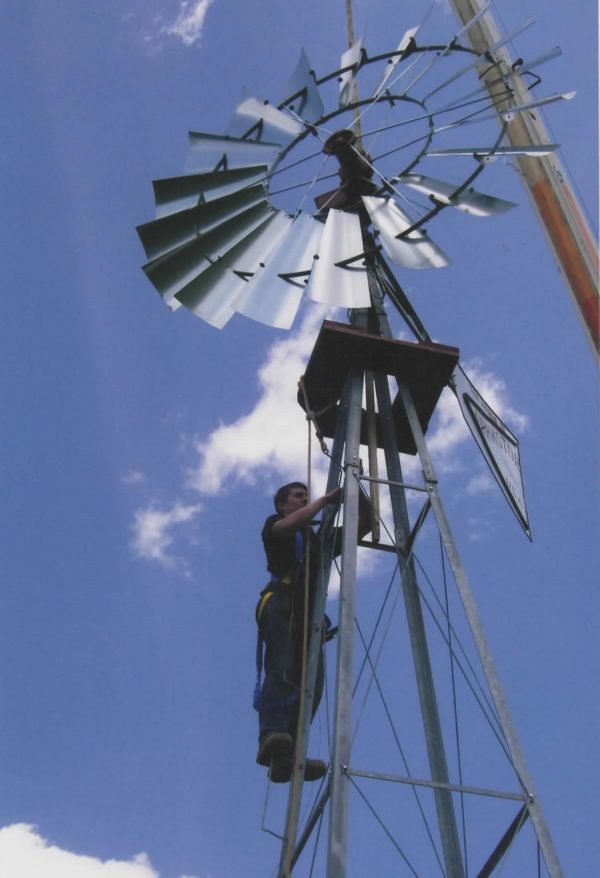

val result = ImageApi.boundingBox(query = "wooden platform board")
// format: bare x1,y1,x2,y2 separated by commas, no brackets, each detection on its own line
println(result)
299,321,460,454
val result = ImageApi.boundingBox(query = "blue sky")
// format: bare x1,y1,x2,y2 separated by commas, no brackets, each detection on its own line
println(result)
0,1,598,876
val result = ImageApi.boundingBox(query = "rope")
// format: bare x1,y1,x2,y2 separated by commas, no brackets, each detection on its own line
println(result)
298,376,338,456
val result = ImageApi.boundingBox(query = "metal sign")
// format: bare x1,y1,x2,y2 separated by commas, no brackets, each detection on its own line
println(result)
452,365,531,539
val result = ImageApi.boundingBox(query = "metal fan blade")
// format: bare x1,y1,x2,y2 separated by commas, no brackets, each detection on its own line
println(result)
362,196,450,269
454,0,496,38
175,212,292,328
151,165,267,219
512,46,562,76
427,145,558,159
306,210,370,307
339,39,363,107
431,47,562,110
226,96,306,146
185,132,281,174
373,27,420,98
398,174,517,216
283,49,324,122
449,92,576,129
142,201,274,303
234,212,324,329
497,91,576,123
404,2,493,96
423,16,537,100
138,185,267,261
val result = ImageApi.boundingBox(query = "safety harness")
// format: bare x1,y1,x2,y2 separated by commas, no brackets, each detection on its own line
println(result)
253,530,305,711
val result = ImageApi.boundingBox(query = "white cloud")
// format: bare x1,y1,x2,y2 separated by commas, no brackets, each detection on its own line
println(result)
465,470,494,495
186,318,528,513
121,469,147,486
0,824,159,878
462,359,529,433
181,315,528,591
130,500,203,570
187,306,329,496
425,359,528,473
466,515,495,542
162,0,215,47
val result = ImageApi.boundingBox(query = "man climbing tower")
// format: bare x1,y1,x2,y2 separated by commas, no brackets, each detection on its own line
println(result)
254,480,369,783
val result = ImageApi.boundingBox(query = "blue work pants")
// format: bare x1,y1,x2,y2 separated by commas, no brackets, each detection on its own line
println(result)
258,589,324,740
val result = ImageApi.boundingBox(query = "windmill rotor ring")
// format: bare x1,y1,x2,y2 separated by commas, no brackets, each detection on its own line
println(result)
137,31,565,330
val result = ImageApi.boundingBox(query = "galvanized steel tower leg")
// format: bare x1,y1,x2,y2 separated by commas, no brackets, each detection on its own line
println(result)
369,256,465,877
396,379,564,878
373,371,465,878
278,379,349,878
326,366,364,878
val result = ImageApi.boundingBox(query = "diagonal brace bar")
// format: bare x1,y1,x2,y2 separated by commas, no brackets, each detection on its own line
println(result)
476,803,530,878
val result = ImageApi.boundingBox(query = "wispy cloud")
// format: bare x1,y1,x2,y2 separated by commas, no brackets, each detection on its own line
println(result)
426,359,528,472
162,0,215,47
0,824,201,878
187,333,528,504
133,321,528,573
187,306,330,497
130,500,203,572
465,470,494,496
121,469,147,486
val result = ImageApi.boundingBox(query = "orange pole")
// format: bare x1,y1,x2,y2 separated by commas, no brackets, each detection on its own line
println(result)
447,0,599,355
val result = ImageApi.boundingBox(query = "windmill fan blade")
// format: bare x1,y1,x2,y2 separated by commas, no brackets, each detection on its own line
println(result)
397,174,517,216
374,26,420,98
227,96,306,145
151,165,267,219
185,132,281,174
497,91,575,123
142,201,274,302
339,39,363,107
234,212,324,329
432,47,563,111
137,185,267,262
283,49,324,122
423,15,537,100
175,211,292,328
363,196,450,269
427,145,558,159
403,2,492,96
306,210,370,307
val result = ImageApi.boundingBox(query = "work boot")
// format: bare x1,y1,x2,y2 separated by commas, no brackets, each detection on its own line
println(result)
268,757,328,784
256,732,293,766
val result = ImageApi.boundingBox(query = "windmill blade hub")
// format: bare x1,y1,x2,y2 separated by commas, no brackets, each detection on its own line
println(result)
316,129,377,213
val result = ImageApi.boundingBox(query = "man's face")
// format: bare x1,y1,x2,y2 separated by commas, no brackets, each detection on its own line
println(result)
280,486,308,516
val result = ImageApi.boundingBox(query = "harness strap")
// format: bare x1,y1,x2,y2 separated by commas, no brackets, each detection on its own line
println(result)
255,590,273,625
253,626,265,711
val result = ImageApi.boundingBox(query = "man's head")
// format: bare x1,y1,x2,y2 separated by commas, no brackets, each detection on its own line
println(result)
274,482,308,515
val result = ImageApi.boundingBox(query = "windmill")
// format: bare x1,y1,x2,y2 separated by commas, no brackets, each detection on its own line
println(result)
135,3,580,875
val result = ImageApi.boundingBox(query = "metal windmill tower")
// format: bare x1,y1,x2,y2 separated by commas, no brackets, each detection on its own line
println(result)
135,3,588,875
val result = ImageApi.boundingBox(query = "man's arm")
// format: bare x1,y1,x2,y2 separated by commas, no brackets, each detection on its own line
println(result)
271,487,342,537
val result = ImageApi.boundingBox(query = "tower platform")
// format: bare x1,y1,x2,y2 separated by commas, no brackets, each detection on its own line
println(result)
298,320,459,454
